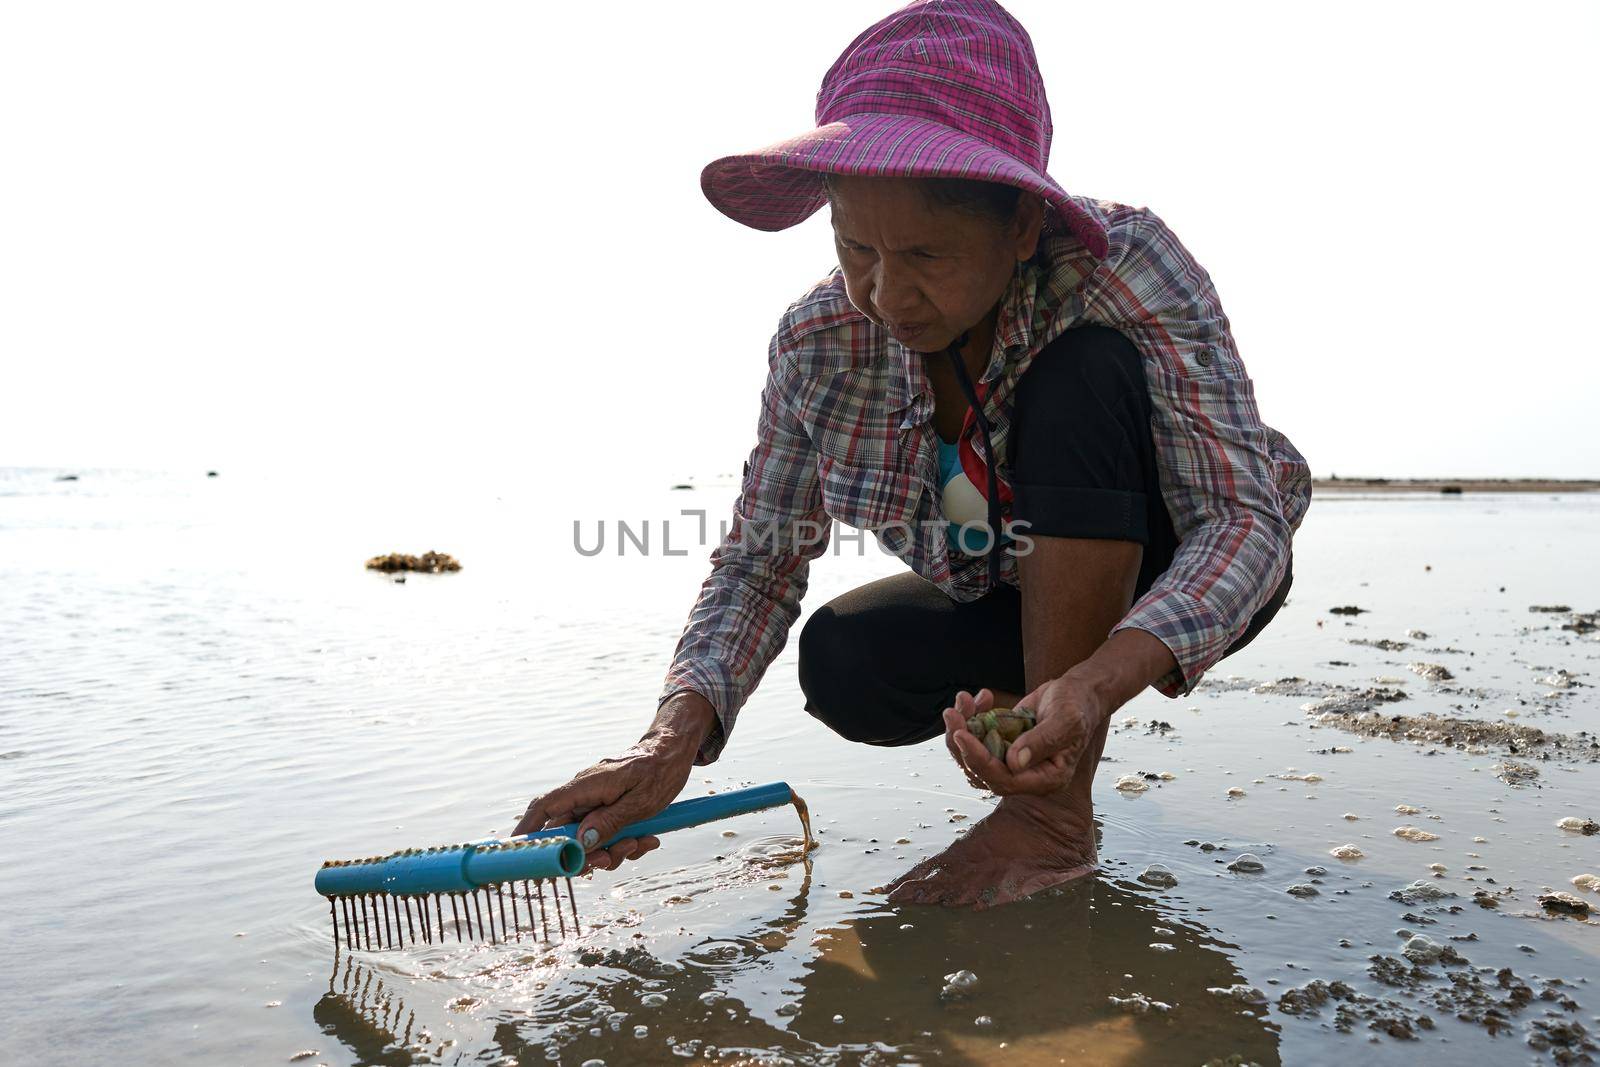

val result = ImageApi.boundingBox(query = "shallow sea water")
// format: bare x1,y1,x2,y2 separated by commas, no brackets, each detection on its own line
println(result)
2,469,1597,1066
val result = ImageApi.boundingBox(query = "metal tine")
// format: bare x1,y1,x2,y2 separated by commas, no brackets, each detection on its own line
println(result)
343,897,357,951
535,880,550,941
435,895,446,944
401,896,415,946
463,892,477,940
359,895,373,950
392,894,405,949
329,899,340,950
553,880,566,939
523,881,538,942
378,893,392,949
500,884,517,942
418,895,431,944
487,887,502,943
384,895,398,950
351,896,365,951
565,878,580,936
474,889,491,943
449,894,463,941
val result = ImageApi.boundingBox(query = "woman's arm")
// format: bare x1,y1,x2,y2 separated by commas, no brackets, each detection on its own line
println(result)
513,316,827,865
1088,207,1296,695
657,322,830,764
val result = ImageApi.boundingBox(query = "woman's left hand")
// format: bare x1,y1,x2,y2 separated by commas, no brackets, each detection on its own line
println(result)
942,677,1109,796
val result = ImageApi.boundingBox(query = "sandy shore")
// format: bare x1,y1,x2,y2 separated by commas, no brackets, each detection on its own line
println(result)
1315,477,1600,493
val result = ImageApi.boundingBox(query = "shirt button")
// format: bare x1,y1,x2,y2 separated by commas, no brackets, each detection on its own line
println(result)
1196,346,1215,367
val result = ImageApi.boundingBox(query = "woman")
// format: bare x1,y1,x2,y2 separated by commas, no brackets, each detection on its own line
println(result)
515,0,1310,908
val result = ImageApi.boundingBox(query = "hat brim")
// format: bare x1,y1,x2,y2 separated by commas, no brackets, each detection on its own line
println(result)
700,112,1108,260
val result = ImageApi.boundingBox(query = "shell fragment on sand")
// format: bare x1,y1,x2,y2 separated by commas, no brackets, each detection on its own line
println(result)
1330,844,1365,860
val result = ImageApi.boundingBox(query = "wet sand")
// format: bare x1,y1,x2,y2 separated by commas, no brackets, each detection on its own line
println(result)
1,471,1596,1065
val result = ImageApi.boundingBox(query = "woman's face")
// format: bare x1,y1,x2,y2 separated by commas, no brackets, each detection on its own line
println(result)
827,175,1044,353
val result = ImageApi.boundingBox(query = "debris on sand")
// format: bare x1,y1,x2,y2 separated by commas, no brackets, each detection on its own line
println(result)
1349,637,1411,651
1275,771,1323,783
1329,605,1369,616
1390,880,1453,905
1300,686,1410,716
1248,677,1330,697
1494,759,1540,787
1571,874,1600,893
1393,826,1441,843
1113,774,1149,794
1331,844,1365,860
1396,804,1422,815
1539,670,1585,690
1286,883,1320,897
1226,786,1247,798
1401,935,1453,965
1529,605,1573,614
1227,853,1266,873
1309,709,1599,763
365,551,462,573
1562,612,1598,635
1137,864,1179,889
1538,892,1591,916
1556,817,1599,835
1107,992,1172,1014
1408,662,1455,682
1207,983,1268,1005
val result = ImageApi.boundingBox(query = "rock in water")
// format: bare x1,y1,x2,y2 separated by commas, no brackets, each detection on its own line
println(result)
1138,864,1179,889
1207,984,1268,1005
1393,826,1440,843
1107,993,1171,1014
1539,892,1591,915
940,969,979,999
1555,816,1599,835
1114,774,1149,794
365,551,462,574
1227,853,1265,873
1330,844,1365,860
1401,935,1445,964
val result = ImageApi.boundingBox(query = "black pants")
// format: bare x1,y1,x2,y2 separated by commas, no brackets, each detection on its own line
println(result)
799,325,1293,746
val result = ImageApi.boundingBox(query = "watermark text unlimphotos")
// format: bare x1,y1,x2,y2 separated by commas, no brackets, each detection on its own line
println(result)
572,510,1035,559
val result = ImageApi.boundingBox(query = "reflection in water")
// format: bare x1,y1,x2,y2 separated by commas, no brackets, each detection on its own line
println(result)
314,958,430,1066
314,835,1280,1067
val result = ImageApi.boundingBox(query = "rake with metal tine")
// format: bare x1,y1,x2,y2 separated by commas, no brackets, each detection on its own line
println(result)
315,782,804,950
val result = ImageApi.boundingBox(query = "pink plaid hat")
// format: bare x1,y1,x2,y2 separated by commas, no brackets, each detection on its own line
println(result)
700,0,1109,260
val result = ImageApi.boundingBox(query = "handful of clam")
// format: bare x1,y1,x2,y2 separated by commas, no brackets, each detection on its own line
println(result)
963,707,1037,761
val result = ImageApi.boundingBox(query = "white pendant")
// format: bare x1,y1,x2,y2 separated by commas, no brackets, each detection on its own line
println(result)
941,470,988,527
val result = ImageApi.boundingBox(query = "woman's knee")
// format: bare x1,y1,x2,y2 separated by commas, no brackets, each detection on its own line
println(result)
798,605,930,745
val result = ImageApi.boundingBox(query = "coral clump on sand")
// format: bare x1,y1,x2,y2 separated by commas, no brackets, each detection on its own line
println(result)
365,551,462,574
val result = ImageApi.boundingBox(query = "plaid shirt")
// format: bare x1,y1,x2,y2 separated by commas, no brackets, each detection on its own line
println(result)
661,197,1311,764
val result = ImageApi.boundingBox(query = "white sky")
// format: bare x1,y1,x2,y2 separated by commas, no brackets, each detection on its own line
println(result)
3,0,1596,485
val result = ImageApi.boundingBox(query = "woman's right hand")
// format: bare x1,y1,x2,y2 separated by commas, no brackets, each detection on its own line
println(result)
511,692,716,873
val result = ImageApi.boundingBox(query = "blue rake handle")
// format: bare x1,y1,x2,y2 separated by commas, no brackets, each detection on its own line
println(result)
521,781,796,850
